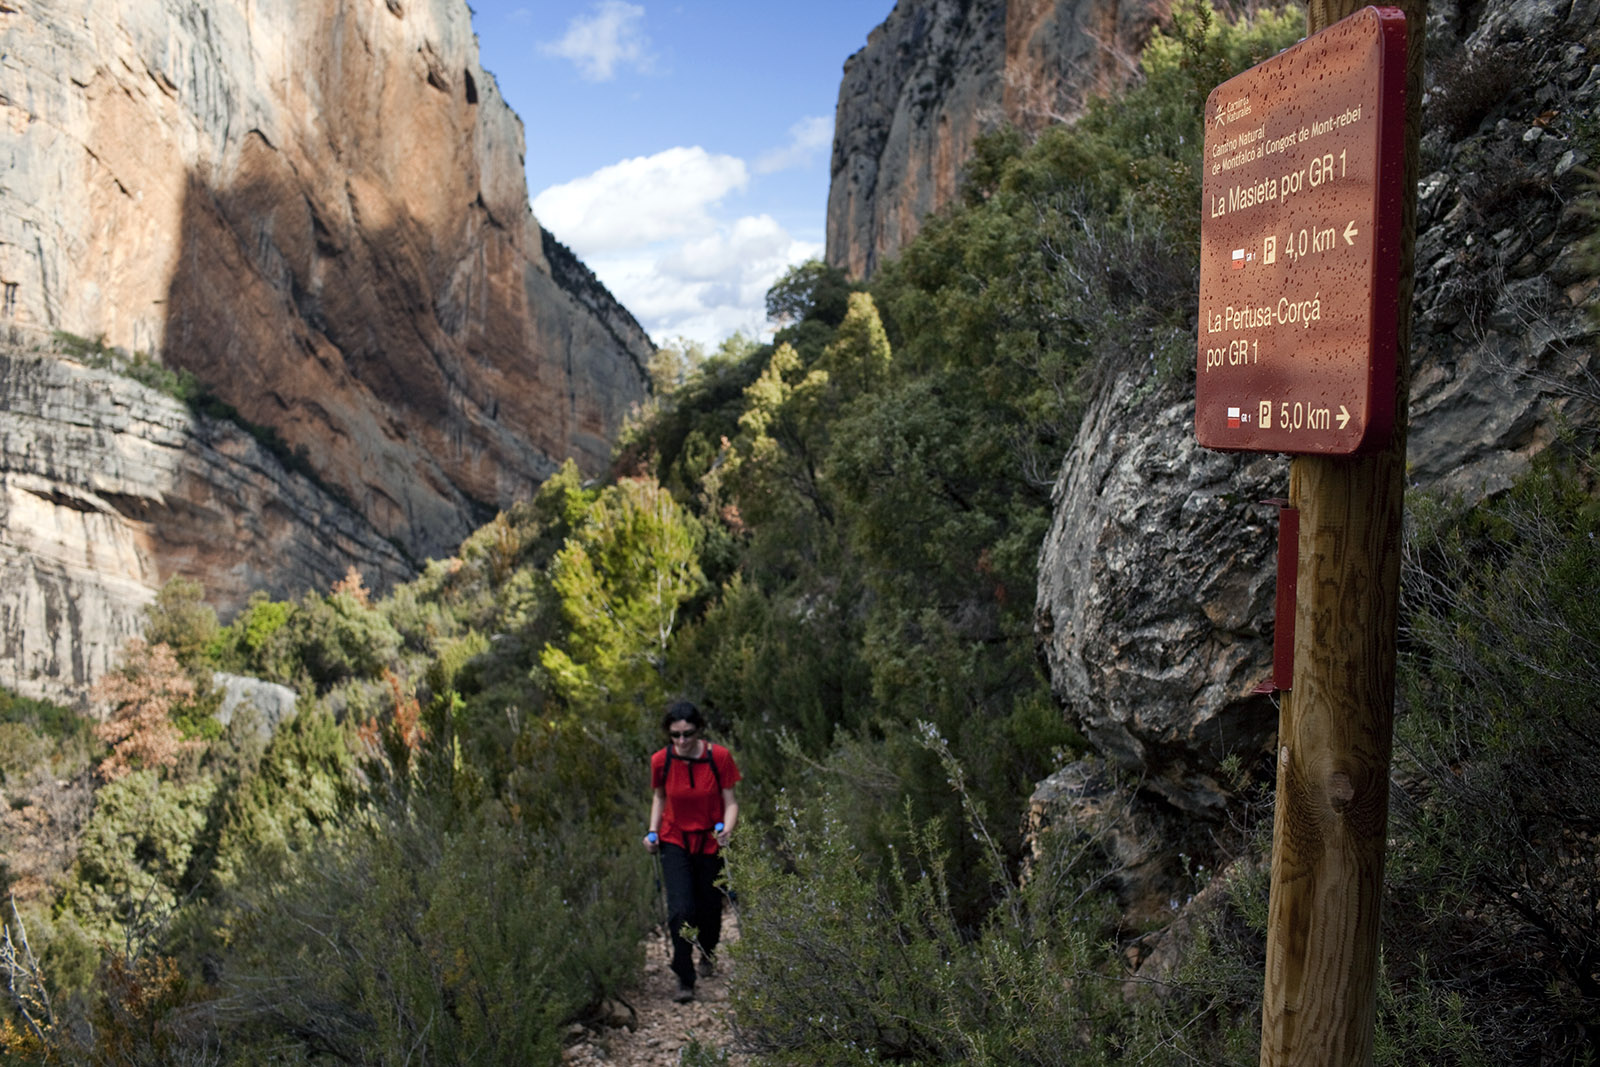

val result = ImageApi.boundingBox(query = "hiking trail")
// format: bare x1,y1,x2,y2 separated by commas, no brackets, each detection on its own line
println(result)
561,914,750,1066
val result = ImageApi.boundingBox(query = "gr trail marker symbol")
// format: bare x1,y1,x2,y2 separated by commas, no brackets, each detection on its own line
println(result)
1196,6,1408,455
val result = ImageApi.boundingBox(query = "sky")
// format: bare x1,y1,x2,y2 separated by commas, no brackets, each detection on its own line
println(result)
465,1,896,349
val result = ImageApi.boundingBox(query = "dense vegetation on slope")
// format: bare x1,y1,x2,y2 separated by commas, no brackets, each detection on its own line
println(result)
3,476,667,1064
3,2,1596,1063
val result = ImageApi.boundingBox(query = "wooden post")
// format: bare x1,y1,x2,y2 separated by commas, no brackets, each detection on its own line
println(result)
1259,1,1426,1064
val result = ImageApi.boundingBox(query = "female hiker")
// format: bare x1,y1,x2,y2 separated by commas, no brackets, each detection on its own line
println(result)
643,700,740,1003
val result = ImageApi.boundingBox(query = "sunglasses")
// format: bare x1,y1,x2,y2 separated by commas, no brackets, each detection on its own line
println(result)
668,727,699,739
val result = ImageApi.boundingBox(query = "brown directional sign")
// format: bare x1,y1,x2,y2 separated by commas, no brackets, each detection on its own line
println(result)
1196,7,1407,455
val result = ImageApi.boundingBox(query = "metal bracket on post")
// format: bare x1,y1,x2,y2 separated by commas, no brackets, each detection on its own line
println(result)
1254,498,1298,694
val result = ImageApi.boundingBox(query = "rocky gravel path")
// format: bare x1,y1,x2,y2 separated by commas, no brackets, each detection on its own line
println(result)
562,915,750,1067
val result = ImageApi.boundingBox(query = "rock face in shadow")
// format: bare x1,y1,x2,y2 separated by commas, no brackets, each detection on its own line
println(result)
1405,0,1600,499
827,0,1170,280
1035,0,1598,817
0,0,652,699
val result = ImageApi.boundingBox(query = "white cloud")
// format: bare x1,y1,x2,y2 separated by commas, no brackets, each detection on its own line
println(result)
539,1,650,82
579,217,820,347
536,149,824,347
661,215,794,281
533,147,748,254
754,116,834,174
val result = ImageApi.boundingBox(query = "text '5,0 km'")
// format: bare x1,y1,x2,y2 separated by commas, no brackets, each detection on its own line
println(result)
1196,6,1408,455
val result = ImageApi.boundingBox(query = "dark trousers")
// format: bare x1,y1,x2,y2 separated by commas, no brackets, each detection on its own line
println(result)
659,842,724,988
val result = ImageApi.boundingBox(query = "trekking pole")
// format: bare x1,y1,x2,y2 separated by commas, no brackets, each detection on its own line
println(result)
647,833,671,961
714,822,739,916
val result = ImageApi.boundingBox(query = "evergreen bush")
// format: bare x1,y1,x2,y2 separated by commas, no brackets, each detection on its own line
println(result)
1389,447,1600,1062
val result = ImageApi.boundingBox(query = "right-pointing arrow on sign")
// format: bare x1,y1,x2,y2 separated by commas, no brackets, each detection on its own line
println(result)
1337,404,1351,429
1343,220,1359,245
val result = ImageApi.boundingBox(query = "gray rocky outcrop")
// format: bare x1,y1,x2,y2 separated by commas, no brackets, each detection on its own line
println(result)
1407,0,1600,498
1035,0,1598,818
827,0,1170,280
0,0,653,700
1023,759,1200,922
214,672,297,739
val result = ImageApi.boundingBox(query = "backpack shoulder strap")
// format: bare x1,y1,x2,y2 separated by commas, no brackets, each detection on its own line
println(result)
661,743,721,792
706,743,723,792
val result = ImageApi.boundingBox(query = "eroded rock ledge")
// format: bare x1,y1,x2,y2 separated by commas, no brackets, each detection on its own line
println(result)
1,336,413,704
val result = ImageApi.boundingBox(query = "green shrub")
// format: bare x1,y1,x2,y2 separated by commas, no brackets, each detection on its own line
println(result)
427,631,492,696
210,591,295,677
225,587,402,693
621,335,770,503
1389,448,1600,1063
678,1036,733,1066
214,795,650,1065
673,572,874,807
382,571,462,656
1375,958,1490,1067
733,786,1130,1067
207,707,359,891
0,688,93,751
540,477,706,725
60,770,218,949
0,722,52,786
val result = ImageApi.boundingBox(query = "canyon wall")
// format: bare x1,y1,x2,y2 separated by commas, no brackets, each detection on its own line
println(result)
827,0,1170,280
0,0,653,701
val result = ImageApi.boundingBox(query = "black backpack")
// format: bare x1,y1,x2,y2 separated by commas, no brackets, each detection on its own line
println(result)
661,742,724,793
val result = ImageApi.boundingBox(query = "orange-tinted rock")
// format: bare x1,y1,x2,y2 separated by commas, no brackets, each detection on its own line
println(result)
826,0,1170,280
0,0,651,562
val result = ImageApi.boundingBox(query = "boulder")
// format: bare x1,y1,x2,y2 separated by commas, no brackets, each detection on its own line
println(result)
1036,372,1288,815
214,672,298,739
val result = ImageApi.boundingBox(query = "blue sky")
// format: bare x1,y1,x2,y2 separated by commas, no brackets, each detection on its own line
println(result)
466,1,894,348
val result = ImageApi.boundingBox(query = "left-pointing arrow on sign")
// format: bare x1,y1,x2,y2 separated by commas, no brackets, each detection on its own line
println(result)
1343,220,1359,245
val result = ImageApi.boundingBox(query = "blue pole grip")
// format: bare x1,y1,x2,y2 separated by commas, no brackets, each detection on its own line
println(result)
714,822,725,833
646,831,658,844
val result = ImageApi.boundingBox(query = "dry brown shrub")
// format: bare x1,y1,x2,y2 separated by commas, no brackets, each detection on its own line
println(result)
92,640,201,781
331,564,371,606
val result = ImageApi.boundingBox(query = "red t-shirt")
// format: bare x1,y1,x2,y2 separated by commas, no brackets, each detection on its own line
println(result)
651,743,741,854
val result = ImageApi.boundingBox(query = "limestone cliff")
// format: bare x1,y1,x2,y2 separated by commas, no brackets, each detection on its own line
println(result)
827,0,1170,280
0,0,652,700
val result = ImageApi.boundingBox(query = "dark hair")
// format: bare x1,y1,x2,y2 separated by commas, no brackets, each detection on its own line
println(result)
661,700,706,733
